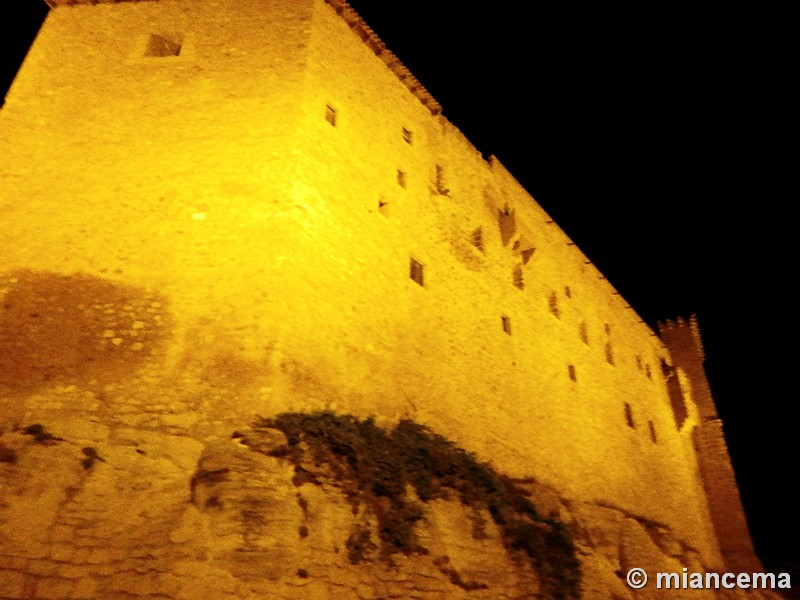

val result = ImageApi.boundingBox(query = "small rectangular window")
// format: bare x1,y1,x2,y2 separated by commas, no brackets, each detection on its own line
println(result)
498,206,516,246
568,365,577,382
470,227,484,253
402,127,413,144
434,165,449,195
549,292,560,318
397,170,407,188
146,33,183,57
579,322,589,345
605,342,614,365
409,257,424,287
513,266,524,290
624,403,635,429
501,315,512,335
648,421,658,443
325,104,337,127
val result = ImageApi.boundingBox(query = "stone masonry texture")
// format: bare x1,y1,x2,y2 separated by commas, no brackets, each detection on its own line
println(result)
0,0,777,597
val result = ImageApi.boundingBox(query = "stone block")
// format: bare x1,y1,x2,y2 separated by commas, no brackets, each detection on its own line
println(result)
156,572,182,596
72,578,98,599
57,564,90,579
32,576,73,599
161,413,200,429
0,569,26,599
107,571,158,595
53,419,109,444
49,544,75,562
86,548,116,565
26,560,58,577
49,525,74,543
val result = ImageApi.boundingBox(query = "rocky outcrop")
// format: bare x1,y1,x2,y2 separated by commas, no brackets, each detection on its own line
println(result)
0,414,785,599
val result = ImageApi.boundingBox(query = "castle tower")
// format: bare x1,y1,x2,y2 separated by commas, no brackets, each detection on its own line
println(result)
0,0,772,597
659,316,763,574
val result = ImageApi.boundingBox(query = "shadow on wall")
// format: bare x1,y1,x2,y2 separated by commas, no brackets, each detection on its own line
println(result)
0,270,169,392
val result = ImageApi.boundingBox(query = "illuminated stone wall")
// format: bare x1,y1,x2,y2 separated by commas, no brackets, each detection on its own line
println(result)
0,0,766,597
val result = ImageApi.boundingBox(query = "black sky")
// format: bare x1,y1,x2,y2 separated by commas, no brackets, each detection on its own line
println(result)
3,0,795,580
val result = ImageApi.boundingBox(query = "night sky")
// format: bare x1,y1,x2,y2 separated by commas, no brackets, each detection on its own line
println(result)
3,0,795,581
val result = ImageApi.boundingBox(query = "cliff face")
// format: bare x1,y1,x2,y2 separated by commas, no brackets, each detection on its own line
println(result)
0,0,772,597
0,402,774,600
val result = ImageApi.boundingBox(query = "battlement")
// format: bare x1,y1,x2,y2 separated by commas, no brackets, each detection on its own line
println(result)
658,314,705,360
324,0,441,115
44,0,153,6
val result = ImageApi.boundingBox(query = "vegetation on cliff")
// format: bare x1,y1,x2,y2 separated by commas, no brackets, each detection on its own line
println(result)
252,411,581,599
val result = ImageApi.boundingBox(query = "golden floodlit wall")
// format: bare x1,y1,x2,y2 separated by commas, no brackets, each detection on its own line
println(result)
290,0,721,559
1,0,756,585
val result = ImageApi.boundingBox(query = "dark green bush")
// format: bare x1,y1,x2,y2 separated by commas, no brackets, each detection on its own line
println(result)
254,411,580,598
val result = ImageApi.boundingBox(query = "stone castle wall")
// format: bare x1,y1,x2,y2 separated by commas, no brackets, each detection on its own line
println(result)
0,0,767,597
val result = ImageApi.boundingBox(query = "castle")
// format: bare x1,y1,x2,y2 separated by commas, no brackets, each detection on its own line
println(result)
0,0,772,598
